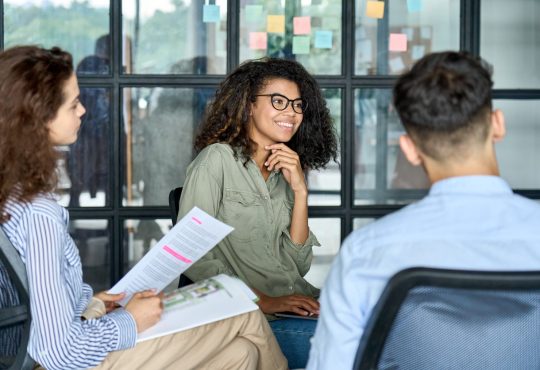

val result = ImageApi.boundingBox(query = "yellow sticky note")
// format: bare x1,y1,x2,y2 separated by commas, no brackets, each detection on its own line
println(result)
366,1,385,19
267,15,285,33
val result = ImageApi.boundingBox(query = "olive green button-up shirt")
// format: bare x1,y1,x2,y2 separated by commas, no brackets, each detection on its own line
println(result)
178,143,320,301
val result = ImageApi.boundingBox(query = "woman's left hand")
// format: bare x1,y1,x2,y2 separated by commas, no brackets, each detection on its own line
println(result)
265,144,307,194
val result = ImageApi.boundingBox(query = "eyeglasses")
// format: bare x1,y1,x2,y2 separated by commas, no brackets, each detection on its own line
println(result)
255,93,307,114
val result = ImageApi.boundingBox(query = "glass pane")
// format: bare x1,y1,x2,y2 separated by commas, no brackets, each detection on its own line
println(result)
122,1,227,74
355,0,459,75
307,88,341,206
353,217,375,230
70,219,110,292
354,89,428,205
495,100,540,188
239,1,342,75
57,87,111,208
4,1,110,73
123,87,214,206
304,218,341,288
123,219,179,291
481,0,540,88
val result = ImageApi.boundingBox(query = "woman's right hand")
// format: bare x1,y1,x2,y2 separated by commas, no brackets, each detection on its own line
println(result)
125,290,163,333
257,292,320,316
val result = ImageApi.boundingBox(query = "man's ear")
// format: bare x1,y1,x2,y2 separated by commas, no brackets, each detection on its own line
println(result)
399,134,423,166
491,109,506,142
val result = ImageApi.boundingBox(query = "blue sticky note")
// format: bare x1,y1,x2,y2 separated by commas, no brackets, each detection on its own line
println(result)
203,4,220,23
407,0,422,12
314,30,333,49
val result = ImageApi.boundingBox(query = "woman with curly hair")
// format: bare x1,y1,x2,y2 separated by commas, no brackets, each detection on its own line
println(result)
177,57,338,368
0,46,286,370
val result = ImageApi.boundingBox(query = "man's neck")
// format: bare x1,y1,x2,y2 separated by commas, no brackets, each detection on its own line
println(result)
424,155,500,185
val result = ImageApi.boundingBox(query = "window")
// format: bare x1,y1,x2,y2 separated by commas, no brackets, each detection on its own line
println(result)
3,0,538,289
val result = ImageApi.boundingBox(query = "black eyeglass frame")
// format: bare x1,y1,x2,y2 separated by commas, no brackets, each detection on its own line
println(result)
255,93,307,114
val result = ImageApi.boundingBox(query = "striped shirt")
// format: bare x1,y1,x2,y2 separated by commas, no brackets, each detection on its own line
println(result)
0,194,136,370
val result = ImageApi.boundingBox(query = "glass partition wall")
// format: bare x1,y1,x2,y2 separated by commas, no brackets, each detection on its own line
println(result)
3,0,539,289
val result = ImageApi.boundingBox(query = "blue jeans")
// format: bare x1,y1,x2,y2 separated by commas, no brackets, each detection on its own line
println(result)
269,318,317,369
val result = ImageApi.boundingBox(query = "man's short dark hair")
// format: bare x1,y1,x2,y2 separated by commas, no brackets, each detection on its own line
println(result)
393,51,493,160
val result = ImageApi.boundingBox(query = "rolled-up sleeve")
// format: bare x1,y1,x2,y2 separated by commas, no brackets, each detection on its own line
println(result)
281,228,320,276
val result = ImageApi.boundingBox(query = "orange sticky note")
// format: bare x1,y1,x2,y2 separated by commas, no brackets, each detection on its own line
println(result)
293,16,311,35
267,15,285,33
389,33,407,52
249,32,268,50
366,1,385,19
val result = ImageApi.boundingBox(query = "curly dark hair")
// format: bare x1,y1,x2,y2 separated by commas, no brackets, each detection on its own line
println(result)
195,57,338,170
0,45,73,222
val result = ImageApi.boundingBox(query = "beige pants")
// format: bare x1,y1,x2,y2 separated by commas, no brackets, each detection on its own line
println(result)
86,299,287,370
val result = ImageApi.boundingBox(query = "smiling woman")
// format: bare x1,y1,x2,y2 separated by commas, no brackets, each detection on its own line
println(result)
177,57,338,369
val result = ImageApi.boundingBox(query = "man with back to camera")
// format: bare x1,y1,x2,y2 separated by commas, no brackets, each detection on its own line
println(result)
306,51,540,369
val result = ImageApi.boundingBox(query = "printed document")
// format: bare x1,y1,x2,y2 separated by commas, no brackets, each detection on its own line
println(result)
109,207,233,305
137,274,259,342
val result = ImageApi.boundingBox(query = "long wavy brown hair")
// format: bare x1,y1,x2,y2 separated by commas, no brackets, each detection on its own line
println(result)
195,57,338,170
0,46,73,222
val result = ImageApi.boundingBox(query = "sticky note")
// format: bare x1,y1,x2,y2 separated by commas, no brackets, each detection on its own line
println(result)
401,27,414,40
411,45,425,60
294,16,311,35
267,15,285,33
407,0,422,12
421,26,432,39
366,1,385,19
203,5,220,23
322,17,340,30
357,39,372,62
249,32,268,50
292,36,310,54
389,57,405,72
314,30,333,49
389,33,407,52
245,5,263,23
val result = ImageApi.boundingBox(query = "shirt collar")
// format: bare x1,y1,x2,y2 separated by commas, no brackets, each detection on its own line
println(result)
429,175,513,196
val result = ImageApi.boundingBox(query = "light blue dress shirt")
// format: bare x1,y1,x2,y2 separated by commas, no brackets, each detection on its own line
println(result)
307,176,540,370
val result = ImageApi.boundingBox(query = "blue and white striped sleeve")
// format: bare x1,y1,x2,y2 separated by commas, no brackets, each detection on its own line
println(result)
26,212,137,370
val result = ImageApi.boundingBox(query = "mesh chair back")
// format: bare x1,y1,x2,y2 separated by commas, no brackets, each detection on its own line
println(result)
0,226,35,370
355,268,540,370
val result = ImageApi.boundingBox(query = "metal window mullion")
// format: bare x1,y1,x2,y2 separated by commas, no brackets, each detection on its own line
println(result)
111,0,123,283
461,0,481,54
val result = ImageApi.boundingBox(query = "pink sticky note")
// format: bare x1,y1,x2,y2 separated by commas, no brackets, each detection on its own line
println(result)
293,16,311,35
366,1,385,19
249,32,268,50
389,33,407,52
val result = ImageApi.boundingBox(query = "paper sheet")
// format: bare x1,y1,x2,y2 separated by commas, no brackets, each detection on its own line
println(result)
109,207,233,305
137,274,258,342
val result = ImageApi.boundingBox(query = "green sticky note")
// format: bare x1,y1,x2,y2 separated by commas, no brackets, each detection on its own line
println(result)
322,17,340,30
292,36,311,54
245,5,263,23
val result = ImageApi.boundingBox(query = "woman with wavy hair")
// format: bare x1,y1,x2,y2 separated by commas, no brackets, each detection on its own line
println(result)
0,46,286,370
178,57,338,368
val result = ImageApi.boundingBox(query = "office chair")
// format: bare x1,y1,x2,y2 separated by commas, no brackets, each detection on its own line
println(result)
168,187,194,288
0,227,35,370
354,267,540,370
